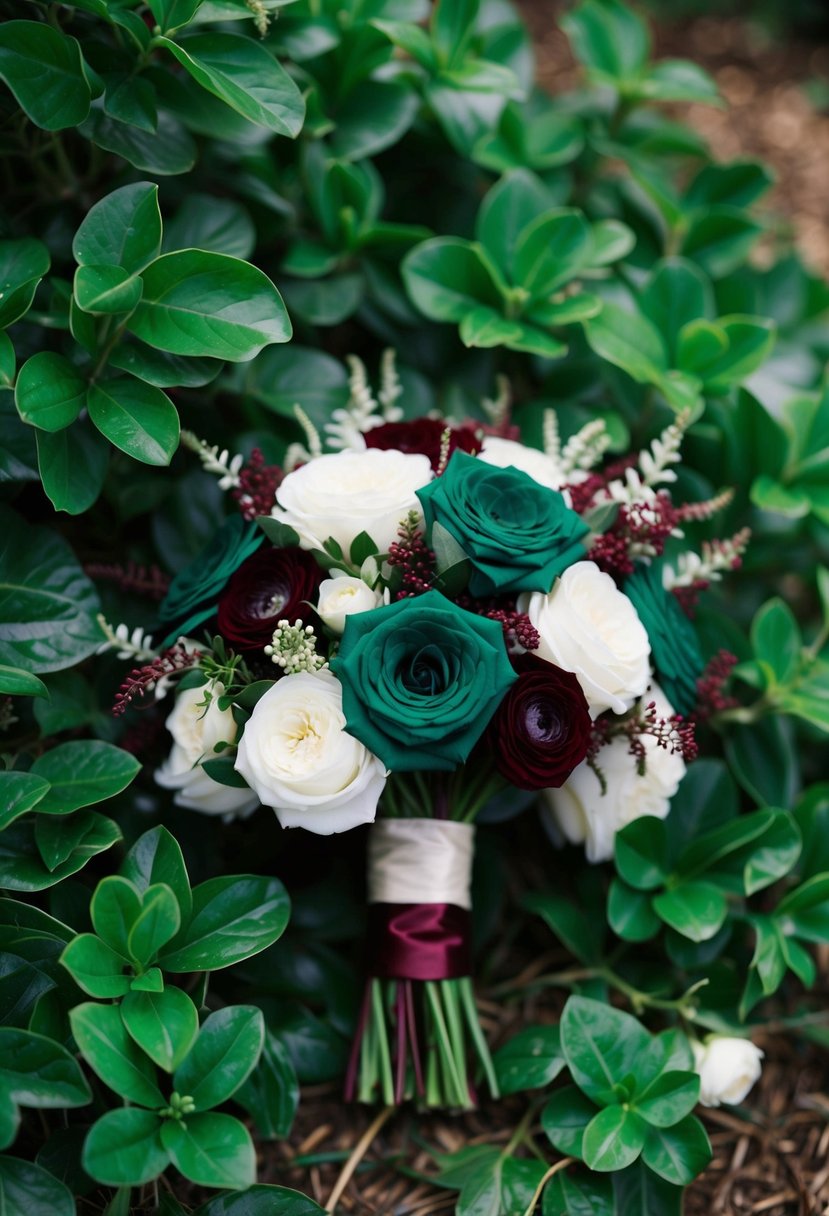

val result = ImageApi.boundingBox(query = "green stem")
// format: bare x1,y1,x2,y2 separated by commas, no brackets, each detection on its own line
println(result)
424,981,467,1107
371,979,395,1106
458,976,499,1098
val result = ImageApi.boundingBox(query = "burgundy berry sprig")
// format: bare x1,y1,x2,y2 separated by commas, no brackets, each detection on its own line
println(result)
112,644,202,717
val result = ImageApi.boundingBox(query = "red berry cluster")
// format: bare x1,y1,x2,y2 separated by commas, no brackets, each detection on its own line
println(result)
457,595,540,651
112,644,202,717
590,494,680,578
587,699,698,792
84,561,171,601
694,649,739,720
232,448,283,520
387,526,437,598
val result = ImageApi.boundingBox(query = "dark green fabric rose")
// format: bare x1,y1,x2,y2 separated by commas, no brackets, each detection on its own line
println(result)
158,515,263,643
333,589,518,772
416,451,588,596
625,561,704,716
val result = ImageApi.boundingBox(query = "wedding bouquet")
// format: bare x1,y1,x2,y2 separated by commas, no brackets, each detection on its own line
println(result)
107,355,748,1110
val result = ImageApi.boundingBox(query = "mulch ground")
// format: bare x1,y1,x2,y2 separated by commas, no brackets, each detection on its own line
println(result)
255,10,829,1214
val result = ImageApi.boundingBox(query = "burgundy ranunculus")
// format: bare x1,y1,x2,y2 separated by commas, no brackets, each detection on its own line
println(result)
486,653,591,790
217,546,322,651
364,418,480,471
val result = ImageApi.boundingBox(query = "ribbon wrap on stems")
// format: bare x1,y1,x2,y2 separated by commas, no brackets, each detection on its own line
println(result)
346,818,497,1109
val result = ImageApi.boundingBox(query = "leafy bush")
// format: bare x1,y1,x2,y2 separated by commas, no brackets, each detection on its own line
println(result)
1,0,828,1212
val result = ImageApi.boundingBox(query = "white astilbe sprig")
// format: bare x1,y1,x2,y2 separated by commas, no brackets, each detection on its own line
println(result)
96,615,157,661
542,409,561,463
481,374,511,430
663,528,752,590
378,348,404,420
284,404,323,471
603,412,690,506
180,430,244,491
560,419,611,477
244,0,270,35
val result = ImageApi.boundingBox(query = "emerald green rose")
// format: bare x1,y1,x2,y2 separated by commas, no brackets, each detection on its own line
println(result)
416,450,588,596
333,589,518,772
158,515,262,643
625,562,704,716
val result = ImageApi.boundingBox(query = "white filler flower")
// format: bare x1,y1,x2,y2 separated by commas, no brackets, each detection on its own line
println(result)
234,668,387,834
316,575,384,634
155,681,257,817
270,448,432,556
543,683,686,863
692,1037,764,1107
518,560,652,717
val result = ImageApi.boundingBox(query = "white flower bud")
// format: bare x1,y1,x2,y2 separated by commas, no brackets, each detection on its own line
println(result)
692,1037,764,1107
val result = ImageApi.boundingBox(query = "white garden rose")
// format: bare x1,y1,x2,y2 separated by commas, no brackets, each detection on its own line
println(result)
518,560,651,717
478,436,566,490
542,684,686,863
271,448,432,556
692,1037,764,1107
234,668,386,834
316,575,385,634
155,681,258,818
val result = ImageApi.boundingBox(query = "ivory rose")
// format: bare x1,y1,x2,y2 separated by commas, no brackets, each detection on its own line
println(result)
316,575,385,634
542,684,686,862
518,560,651,717
155,681,258,817
233,668,386,834
270,448,432,556
692,1037,764,1107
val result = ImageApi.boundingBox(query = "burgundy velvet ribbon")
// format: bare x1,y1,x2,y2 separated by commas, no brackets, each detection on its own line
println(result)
367,902,471,981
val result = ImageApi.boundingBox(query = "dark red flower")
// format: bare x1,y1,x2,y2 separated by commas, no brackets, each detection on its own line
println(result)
217,546,321,651
485,653,591,790
364,418,480,471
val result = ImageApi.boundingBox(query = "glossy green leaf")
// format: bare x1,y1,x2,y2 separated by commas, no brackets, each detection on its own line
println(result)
31,741,140,814
128,250,290,361
681,206,762,278
607,879,661,942
91,875,143,958
725,715,799,808
584,301,668,385
88,376,179,466
541,1085,598,1157
640,59,719,104
235,1029,299,1140
640,258,712,363
161,1111,255,1189
522,891,604,964
128,884,181,968
0,508,101,672
79,107,197,175
0,771,50,832
163,195,255,259
121,827,193,924
492,1025,565,1095
514,208,593,297
0,665,48,698
751,597,802,685
0,1155,75,1216
70,1003,165,1107
641,1115,712,1184
0,21,91,130
0,1027,91,1107
0,813,121,891
194,1185,326,1215
403,237,505,322
612,1161,683,1215
614,817,669,890
475,169,557,281
82,1108,168,1187
583,1105,647,1172
174,1006,264,1110
459,306,522,348
562,0,650,84
542,1169,613,1216
73,183,162,274
560,996,651,1106
159,874,289,972
652,881,728,943
158,33,304,137
36,419,109,514
74,265,142,315
121,987,199,1072
15,354,86,433
0,238,51,329
147,0,203,33
60,933,130,998
0,333,14,387
634,1071,699,1128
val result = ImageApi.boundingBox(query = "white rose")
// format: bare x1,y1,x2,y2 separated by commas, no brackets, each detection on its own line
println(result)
316,575,384,634
543,684,686,862
271,448,432,556
478,437,566,490
518,561,651,717
155,682,258,818
234,668,386,835
692,1038,764,1107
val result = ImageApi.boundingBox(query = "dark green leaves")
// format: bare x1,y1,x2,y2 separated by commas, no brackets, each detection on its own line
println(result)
73,183,162,274
70,1003,165,1108
0,22,91,131
0,238,50,329
174,1006,264,1110
31,741,140,814
0,507,101,673
88,377,179,466
493,1026,565,1095
158,875,290,972
158,34,304,138
83,1108,169,1187
121,988,199,1072
15,354,86,432
128,250,291,361
0,1028,91,1149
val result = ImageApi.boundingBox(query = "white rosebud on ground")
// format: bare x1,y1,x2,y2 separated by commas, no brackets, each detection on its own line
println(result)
692,1037,764,1107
